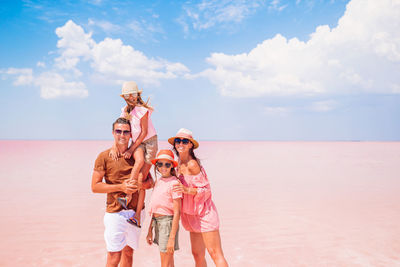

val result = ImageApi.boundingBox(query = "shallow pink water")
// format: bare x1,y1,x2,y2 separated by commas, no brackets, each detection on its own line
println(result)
0,141,400,266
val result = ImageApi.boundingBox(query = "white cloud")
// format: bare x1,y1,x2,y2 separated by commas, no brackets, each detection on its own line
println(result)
199,0,400,97
4,20,188,99
126,19,164,42
309,100,337,112
180,0,265,32
56,20,188,86
2,68,87,99
55,20,95,71
37,61,46,68
35,72,88,99
269,0,287,12
88,18,121,33
263,106,291,116
2,68,34,86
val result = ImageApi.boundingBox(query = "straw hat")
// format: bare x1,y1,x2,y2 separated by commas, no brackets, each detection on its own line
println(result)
151,150,178,167
168,128,199,149
120,81,142,96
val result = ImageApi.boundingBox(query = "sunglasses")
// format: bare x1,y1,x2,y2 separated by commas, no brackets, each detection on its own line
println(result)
114,129,131,136
122,93,138,99
156,162,172,168
174,138,190,145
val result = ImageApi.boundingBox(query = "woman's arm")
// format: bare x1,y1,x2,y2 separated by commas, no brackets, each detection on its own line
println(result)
166,198,181,254
173,160,202,195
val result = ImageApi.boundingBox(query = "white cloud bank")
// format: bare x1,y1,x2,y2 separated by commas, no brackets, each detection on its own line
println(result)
2,68,89,99
55,20,188,86
5,20,188,99
199,0,400,97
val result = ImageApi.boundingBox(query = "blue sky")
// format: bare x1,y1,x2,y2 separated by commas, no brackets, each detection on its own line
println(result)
1,0,399,141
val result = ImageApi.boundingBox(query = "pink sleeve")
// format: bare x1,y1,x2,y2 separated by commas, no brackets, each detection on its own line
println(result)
134,106,149,119
192,170,212,213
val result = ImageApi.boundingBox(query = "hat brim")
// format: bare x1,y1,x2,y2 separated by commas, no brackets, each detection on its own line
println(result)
120,90,143,97
168,136,199,149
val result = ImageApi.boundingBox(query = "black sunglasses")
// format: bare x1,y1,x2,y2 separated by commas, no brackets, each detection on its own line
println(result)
114,129,131,136
156,162,172,168
174,138,190,145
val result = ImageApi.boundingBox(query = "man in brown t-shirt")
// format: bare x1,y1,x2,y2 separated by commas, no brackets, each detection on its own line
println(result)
91,117,154,267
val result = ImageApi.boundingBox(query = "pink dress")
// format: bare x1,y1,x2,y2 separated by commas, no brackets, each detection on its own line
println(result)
179,167,220,233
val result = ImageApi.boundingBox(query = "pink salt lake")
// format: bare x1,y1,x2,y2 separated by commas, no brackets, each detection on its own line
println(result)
0,141,399,266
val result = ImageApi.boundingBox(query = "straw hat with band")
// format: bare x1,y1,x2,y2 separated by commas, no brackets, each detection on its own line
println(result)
120,81,142,97
168,128,199,149
151,150,178,167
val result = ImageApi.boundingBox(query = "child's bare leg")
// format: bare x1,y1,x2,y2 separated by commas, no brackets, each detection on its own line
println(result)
127,147,145,226
132,162,152,225
160,251,174,267
133,173,145,226
129,146,145,184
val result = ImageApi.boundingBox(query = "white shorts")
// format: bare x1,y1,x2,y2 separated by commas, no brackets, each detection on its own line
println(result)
103,209,145,252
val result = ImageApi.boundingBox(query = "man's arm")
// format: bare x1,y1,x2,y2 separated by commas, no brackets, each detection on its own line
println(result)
91,170,136,194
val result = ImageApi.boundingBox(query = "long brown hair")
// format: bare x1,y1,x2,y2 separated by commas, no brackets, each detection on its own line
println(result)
173,143,201,167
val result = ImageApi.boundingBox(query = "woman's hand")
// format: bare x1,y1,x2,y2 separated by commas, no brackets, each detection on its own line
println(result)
173,181,187,194
173,181,196,195
166,238,175,254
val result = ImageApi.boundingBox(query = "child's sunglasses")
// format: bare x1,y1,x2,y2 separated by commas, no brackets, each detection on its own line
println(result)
122,93,138,99
156,162,172,168
174,138,190,145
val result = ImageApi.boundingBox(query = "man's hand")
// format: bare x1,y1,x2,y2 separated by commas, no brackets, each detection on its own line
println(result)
120,180,138,195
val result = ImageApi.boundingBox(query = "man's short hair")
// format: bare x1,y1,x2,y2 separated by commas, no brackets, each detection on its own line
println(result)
112,117,131,131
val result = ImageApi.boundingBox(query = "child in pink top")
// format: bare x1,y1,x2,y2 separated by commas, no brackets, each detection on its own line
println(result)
110,81,158,228
146,150,182,266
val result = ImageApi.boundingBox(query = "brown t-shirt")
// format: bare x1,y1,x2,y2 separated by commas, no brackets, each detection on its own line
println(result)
94,148,142,213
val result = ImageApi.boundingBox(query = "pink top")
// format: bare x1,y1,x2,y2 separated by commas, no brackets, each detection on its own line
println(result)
179,167,215,216
120,106,157,142
148,176,182,216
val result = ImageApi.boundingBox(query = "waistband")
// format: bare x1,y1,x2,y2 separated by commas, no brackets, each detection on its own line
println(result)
144,135,158,143
152,215,173,223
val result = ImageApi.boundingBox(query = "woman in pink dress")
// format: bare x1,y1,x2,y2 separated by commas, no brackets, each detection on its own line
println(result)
169,128,228,267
